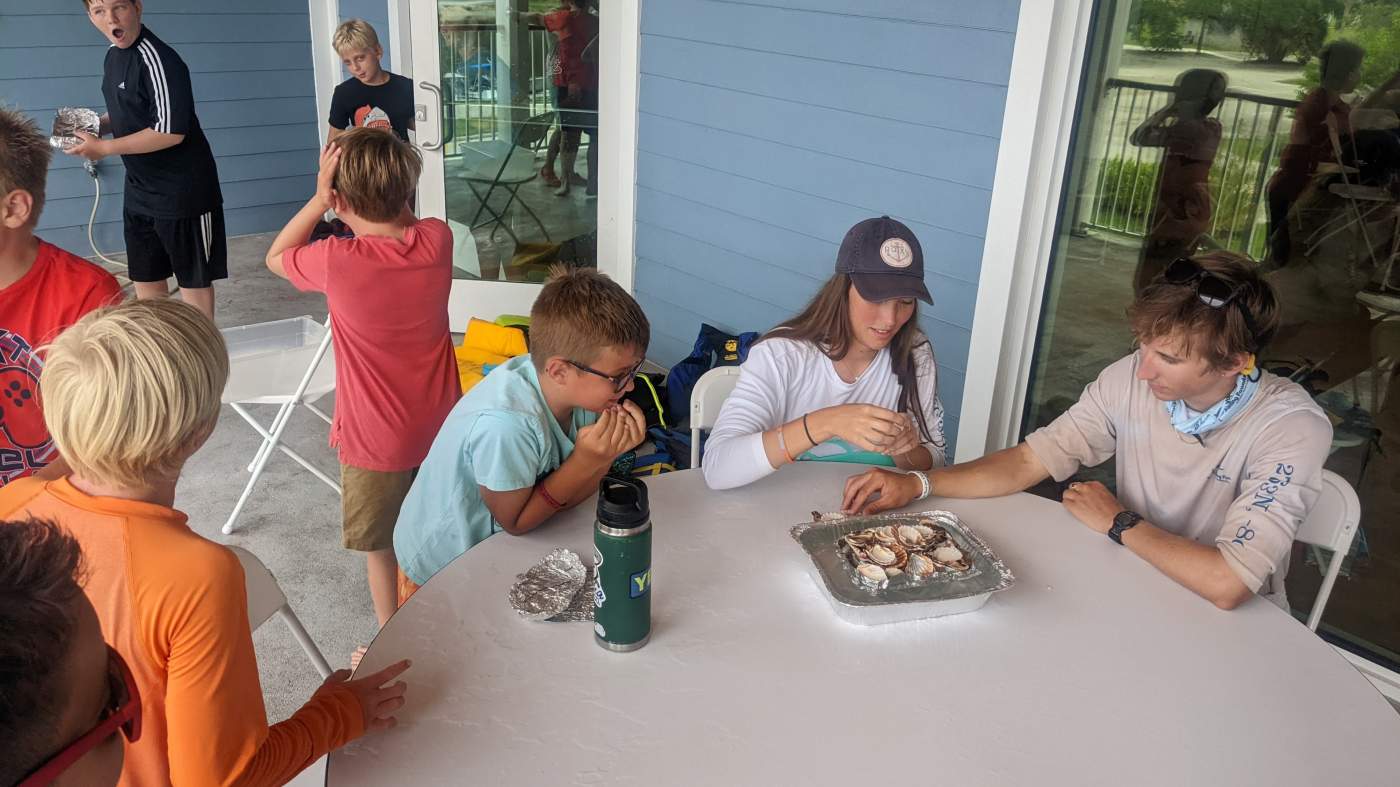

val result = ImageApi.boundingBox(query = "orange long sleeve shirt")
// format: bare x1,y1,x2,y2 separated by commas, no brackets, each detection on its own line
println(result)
0,478,364,786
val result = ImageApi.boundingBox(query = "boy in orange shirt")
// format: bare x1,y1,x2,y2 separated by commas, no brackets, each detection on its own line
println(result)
0,299,411,786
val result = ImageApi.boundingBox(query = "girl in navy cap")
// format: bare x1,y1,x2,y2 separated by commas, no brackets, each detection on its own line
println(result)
701,216,946,493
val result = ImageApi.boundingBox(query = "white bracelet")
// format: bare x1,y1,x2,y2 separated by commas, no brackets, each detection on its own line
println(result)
909,470,930,501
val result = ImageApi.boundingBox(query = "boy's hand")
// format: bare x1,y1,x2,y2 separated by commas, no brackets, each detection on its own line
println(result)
66,131,109,162
842,467,920,515
575,408,621,465
316,143,342,210
616,400,648,451
317,658,412,734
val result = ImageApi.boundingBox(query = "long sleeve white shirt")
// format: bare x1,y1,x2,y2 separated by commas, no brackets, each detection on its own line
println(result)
701,335,946,490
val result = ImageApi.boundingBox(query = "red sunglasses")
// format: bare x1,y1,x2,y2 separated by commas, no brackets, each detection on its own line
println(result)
19,646,142,787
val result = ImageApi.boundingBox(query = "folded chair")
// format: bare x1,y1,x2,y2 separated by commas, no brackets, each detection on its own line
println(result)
463,111,556,245
221,316,340,535
1296,469,1362,632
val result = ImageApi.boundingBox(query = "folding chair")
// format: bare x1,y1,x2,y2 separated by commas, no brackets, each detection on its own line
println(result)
1303,117,1396,268
463,111,556,245
1296,469,1362,632
689,366,743,468
229,544,334,679
221,316,340,535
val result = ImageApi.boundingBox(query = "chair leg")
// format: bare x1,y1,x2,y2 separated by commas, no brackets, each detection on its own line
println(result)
1307,541,1350,631
247,401,296,472
277,607,334,679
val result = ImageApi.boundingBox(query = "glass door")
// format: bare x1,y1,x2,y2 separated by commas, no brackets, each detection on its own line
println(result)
410,0,606,320
1024,0,1400,669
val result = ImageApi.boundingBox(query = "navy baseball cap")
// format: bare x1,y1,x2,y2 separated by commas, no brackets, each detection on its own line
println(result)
835,216,932,304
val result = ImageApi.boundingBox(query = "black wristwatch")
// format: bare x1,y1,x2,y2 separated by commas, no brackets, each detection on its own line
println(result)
1108,511,1143,545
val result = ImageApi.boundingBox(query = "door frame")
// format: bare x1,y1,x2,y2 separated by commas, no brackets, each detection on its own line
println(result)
955,0,1099,463
408,0,640,321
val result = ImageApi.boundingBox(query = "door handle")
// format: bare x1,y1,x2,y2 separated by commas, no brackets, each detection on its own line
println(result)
418,81,443,150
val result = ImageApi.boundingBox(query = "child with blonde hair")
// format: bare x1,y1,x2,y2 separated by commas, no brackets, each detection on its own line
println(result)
0,299,411,785
328,19,414,142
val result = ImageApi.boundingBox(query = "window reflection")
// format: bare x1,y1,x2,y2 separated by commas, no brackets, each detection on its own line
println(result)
1028,2,1400,667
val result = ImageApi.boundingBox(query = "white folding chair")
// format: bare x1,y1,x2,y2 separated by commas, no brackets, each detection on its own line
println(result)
229,545,333,679
689,366,743,468
1296,469,1362,632
1304,117,1395,265
221,316,340,535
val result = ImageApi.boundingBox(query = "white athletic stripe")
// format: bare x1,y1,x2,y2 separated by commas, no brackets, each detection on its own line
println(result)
137,40,170,134
201,212,212,262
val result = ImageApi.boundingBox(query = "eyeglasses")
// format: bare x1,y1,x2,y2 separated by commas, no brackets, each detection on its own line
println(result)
567,358,643,392
1163,258,1262,351
19,646,143,787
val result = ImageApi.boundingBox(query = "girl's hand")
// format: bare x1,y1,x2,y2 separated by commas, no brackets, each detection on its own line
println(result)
815,404,907,453
881,414,921,457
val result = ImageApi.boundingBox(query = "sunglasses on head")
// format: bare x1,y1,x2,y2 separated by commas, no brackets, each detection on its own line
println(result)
1163,257,1262,351
19,646,142,787
566,358,643,392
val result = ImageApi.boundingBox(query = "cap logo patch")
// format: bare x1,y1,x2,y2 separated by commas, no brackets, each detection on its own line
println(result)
879,238,913,268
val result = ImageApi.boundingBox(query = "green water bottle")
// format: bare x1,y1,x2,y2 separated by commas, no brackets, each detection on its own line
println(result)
593,476,652,652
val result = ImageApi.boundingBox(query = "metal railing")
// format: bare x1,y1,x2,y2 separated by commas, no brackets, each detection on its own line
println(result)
439,25,555,155
1081,77,1299,257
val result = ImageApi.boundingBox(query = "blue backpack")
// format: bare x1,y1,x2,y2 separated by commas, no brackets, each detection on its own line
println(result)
663,323,758,427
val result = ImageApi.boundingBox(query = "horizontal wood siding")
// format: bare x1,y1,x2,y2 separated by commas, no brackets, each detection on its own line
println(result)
634,0,1021,445
0,1,319,256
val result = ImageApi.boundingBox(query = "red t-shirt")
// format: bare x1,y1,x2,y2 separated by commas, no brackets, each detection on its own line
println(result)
0,241,122,485
284,219,461,471
544,8,599,90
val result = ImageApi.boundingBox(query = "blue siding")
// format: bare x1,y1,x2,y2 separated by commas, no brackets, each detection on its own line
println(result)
0,1,319,256
634,0,1021,447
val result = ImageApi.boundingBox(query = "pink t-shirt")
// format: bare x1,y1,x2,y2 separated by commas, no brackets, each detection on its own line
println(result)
285,218,461,471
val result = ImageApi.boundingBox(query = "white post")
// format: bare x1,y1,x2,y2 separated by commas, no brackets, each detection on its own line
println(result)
306,0,341,149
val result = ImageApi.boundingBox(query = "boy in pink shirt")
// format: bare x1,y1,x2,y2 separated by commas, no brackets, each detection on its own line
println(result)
266,128,461,627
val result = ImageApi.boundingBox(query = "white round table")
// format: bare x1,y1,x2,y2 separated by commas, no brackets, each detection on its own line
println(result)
329,463,1400,785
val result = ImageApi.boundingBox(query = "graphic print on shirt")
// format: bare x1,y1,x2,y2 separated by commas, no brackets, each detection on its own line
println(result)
354,105,392,132
0,330,52,483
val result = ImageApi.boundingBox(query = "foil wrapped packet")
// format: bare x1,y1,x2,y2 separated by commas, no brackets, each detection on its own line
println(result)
508,548,595,622
50,107,101,151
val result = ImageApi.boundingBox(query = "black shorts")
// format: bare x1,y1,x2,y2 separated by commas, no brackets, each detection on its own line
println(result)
123,208,228,288
555,85,598,134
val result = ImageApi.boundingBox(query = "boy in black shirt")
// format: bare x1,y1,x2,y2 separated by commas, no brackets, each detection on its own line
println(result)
68,0,226,319
328,20,414,143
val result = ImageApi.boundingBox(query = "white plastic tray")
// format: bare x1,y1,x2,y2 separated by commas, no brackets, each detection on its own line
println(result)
221,316,336,405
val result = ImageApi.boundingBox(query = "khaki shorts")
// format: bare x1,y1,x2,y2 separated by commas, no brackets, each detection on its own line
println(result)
340,464,416,552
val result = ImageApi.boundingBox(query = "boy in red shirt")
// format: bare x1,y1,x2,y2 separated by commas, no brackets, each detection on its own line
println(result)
266,128,461,627
0,107,121,486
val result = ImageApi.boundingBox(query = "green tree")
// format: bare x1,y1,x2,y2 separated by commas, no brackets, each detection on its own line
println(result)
1227,0,1344,63
1299,4,1400,96
1182,0,1234,52
1134,0,1190,52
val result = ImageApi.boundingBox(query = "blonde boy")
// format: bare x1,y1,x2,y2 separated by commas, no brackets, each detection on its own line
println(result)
393,268,649,601
328,19,415,142
0,299,411,785
267,129,460,627
0,106,121,486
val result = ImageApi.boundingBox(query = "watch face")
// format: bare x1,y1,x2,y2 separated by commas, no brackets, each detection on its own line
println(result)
1113,511,1140,528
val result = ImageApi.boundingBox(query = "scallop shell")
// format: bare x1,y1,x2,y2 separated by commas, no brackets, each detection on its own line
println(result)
895,525,926,549
855,562,888,587
866,544,898,566
906,552,938,579
871,525,899,545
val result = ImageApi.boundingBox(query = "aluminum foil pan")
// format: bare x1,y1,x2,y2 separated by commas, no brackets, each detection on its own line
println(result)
791,510,1014,626
50,107,100,151
508,548,594,622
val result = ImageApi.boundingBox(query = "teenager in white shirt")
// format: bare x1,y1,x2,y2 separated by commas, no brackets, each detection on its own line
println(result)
702,216,947,490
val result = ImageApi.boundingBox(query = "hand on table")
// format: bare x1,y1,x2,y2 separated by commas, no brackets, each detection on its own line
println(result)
318,658,412,734
817,404,908,453
65,131,109,162
1061,480,1124,535
841,466,921,515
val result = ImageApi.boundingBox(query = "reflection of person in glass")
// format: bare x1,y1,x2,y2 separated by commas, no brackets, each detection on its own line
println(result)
1130,69,1226,293
525,0,599,197
1265,41,1364,265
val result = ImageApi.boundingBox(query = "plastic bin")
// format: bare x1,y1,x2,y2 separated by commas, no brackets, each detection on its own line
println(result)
221,316,335,405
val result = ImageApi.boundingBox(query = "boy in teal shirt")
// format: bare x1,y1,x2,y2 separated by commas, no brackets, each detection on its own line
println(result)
394,269,650,595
